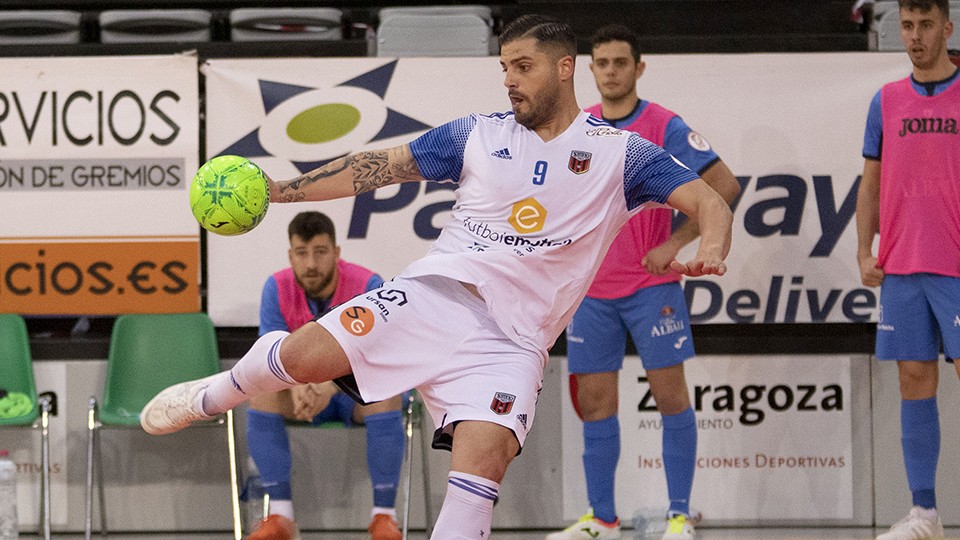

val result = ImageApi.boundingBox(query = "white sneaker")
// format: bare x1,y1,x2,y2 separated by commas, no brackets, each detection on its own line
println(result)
876,507,944,540
140,374,220,435
661,513,696,539
545,511,620,540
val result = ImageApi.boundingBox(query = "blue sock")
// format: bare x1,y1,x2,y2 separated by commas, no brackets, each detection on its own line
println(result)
662,408,697,516
364,410,404,508
246,409,293,500
902,397,939,509
583,415,619,523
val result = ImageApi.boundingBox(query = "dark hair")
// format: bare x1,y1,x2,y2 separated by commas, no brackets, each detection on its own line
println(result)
499,14,577,59
899,0,949,17
288,211,336,243
590,24,641,62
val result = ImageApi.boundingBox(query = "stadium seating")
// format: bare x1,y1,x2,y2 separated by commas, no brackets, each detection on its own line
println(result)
376,5,495,57
0,10,81,44
230,8,343,41
99,9,212,43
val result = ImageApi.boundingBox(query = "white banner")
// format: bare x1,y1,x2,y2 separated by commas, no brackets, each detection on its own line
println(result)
0,55,201,314
204,53,910,326
561,355,853,522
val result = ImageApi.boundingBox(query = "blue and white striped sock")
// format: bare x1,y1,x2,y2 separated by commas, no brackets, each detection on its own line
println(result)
202,331,300,415
432,471,499,539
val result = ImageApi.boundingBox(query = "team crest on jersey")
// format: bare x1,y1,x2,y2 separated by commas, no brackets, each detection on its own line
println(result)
568,150,592,174
490,392,516,415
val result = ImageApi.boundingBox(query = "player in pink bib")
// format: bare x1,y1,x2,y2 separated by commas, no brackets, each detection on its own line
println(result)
550,25,740,540
246,212,405,540
856,1,960,538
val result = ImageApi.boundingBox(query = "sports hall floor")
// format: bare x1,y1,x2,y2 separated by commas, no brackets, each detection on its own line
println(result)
26,529,960,539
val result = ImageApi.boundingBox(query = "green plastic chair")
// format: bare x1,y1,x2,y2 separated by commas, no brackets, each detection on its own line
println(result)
0,313,53,540
84,313,241,539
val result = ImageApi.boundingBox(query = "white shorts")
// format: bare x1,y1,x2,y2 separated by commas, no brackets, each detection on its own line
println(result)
317,274,543,447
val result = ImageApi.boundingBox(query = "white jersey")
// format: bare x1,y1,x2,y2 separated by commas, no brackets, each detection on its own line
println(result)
403,111,698,355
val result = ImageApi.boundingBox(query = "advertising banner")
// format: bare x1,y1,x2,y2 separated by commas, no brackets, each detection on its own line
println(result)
0,55,200,314
204,53,909,326
561,355,854,522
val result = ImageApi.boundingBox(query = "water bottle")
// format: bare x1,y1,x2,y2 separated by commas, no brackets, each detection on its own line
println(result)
631,507,701,540
0,450,18,540
241,458,265,534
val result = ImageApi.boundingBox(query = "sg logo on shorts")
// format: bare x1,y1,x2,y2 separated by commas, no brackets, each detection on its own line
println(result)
340,306,375,336
508,197,547,234
490,392,516,415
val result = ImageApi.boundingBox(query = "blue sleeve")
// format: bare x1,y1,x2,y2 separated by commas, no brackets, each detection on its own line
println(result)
623,133,701,211
258,275,289,336
364,273,384,292
408,115,478,183
863,90,882,160
661,116,721,175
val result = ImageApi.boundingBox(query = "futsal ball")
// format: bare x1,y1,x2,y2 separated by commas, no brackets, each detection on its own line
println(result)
189,155,269,236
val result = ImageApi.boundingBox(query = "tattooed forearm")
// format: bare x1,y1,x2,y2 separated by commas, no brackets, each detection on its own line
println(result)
277,158,351,202
350,147,422,194
273,145,421,202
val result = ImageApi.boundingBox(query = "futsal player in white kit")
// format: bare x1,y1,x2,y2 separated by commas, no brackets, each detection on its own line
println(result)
141,15,733,539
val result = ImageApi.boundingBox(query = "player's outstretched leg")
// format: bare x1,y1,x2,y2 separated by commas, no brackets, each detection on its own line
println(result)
141,330,296,434
140,372,224,435
142,325,352,435
431,421,516,539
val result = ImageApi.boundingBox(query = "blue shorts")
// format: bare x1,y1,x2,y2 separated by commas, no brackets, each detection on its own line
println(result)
876,273,960,361
309,392,357,427
566,282,694,373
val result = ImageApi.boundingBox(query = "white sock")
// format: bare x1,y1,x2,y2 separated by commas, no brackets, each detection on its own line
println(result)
202,331,301,415
431,471,498,540
372,507,396,519
916,506,938,520
269,499,294,521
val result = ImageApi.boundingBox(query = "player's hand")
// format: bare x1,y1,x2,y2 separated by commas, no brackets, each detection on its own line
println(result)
669,257,727,277
858,254,884,287
642,241,681,276
290,382,338,421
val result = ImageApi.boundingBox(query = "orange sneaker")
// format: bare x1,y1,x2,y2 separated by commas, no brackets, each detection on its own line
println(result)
246,514,300,540
368,513,402,540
